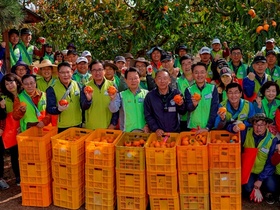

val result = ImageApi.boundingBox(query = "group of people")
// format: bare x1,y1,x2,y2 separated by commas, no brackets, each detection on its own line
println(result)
0,27,280,205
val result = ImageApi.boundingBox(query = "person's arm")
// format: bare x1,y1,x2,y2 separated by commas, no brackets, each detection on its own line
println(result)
214,104,227,129
108,93,121,113
46,86,61,115
144,94,160,132
33,45,44,57
109,111,119,127
184,88,197,112
146,75,156,91
80,86,92,110
12,96,26,120
206,86,219,129
244,102,256,127
243,76,255,98
276,108,280,132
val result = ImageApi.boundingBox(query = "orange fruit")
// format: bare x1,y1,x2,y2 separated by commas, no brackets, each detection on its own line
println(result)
84,86,93,94
59,99,68,106
231,135,238,142
272,20,277,27
263,24,269,31
238,123,246,131
218,107,227,114
193,93,201,101
107,86,117,95
256,26,264,34
173,94,183,104
248,9,256,17
20,101,27,107
163,5,168,11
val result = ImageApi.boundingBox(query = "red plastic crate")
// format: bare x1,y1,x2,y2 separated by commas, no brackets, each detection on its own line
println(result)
210,193,241,210
117,193,148,210
17,126,57,161
21,181,52,207
85,165,115,191
178,171,209,194
145,133,179,172
116,169,146,194
210,169,241,194
177,132,208,171
149,193,180,210
147,170,178,196
86,188,115,210
51,128,92,164
179,193,209,210
52,160,85,188
115,132,150,170
209,131,241,169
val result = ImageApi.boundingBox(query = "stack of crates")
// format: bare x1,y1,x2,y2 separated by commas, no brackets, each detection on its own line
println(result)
17,126,57,207
177,132,210,210
51,128,92,209
145,133,180,210
209,131,241,210
115,132,150,210
85,129,122,210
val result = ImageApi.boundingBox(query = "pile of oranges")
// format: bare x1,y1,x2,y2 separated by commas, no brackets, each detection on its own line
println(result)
180,134,207,146
92,136,115,143
123,139,145,147
149,139,176,148
211,135,239,144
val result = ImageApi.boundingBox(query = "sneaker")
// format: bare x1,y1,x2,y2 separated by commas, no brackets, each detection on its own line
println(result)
0,179,10,190
15,177,20,186
265,193,275,205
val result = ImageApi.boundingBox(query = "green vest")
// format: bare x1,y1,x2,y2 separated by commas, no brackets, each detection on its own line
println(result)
243,128,274,174
174,58,182,74
211,49,223,59
72,71,92,87
17,41,34,65
276,161,280,175
177,75,191,121
254,74,272,95
228,61,248,79
221,99,250,122
9,43,21,67
52,80,82,128
206,62,213,80
2,96,13,113
36,77,57,92
265,65,280,81
188,83,215,129
43,53,54,63
85,79,114,129
18,90,47,131
261,98,280,120
120,89,148,132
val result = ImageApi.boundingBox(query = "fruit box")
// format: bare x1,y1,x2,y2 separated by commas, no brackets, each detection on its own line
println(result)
149,193,180,210
180,193,209,210
210,193,241,210
85,188,115,210
178,171,209,194
117,193,148,210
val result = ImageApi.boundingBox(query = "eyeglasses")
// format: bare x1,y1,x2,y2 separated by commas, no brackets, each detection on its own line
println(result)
227,91,241,95
232,52,242,56
127,77,139,81
23,82,36,86
91,69,104,73
136,65,146,69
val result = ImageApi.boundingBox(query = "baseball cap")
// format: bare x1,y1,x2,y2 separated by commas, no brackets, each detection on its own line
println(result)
266,50,276,57
66,43,76,50
212,38,221,45
220,67,232,77
252,55,267,64
114,56,126,63
266,38,275,43
76,57,88,64
199,47,211,54
20,28,32,35
161,53,172,62
81,50,92,57
123,53,134,59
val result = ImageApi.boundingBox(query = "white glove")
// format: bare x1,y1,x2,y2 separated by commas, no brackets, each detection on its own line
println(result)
58,104,69,112
147,65,153,75
254,189,263,203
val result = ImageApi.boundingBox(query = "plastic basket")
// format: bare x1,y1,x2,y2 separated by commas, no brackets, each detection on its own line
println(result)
17,126,57,161
51,128,92,164
20,160,52,184
117,193,148,210
85,188,115,210
116,132,150,170
178,171,209,194
209,131,241,169
85,165,115,191
85,128,122,146
53,182,85,210
149,194,180,210
210,193,241,210
179,193,209,210
52,160,85,188
177,132,208,171
147,170,178,196
210,169,241,194
21,181,52,207
116,169,146,194
145,133,179,172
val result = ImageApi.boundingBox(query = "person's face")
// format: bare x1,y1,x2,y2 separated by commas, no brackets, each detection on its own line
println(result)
178,49,187,57
68,54,78,63
192,65,207,84
40,66,52,79
253,120,268,136
230,50,242,63
226,87,242,105
265,85,277,102
9,33,19,46
58,66,73,85
91,63,105,83
253,62,267,76
104,66,115,80
155,71,171,90
151,50,161,62
56,54,63,62
135,62,147,77
212,43,221,51
125,71,140,90
181,59,192,74
63,55,68,62
22,77,36,94
125,58,132,68
76,62,89,74
21,34,32,43
15,65,27,78
86,56,92,64
266,42,274,51
115,61,125,70
45,46,52,53
4,80,17,94
161,59,174,71
220,75,232,86
266,54,277,66
200,53,211,63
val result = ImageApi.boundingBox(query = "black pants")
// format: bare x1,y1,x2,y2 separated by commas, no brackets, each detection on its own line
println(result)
0,137,20,178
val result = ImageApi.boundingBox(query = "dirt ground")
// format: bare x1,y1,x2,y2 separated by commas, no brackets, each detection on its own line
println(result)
0,155,279,210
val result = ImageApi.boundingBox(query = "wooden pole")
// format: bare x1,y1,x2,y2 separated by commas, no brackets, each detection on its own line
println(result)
2,30,11,73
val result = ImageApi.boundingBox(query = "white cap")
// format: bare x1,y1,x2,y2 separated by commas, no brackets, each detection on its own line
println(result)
76,57,88,64
266,38,275,43
61,49,68,55
199,47,211,54
212,38,221,45
81,50,92,57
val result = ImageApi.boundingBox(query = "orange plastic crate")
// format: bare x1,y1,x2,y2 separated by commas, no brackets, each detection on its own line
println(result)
20,160,52,184
85,128,122,146
51,128,92,164
178,171,209,194
210,169,241,194
116,132,150,170
21,181,52,207
85,165,115,191
149,193,180,210
17,126,57,161
145,133,179,172
53,182,85,210
86,188,115,210
116,169,146,194
147,170,178,196
52,160,85,188
177,132,208,171
179,193,209,210
210,193,241,210
209,131,241,169
117,193,148,210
